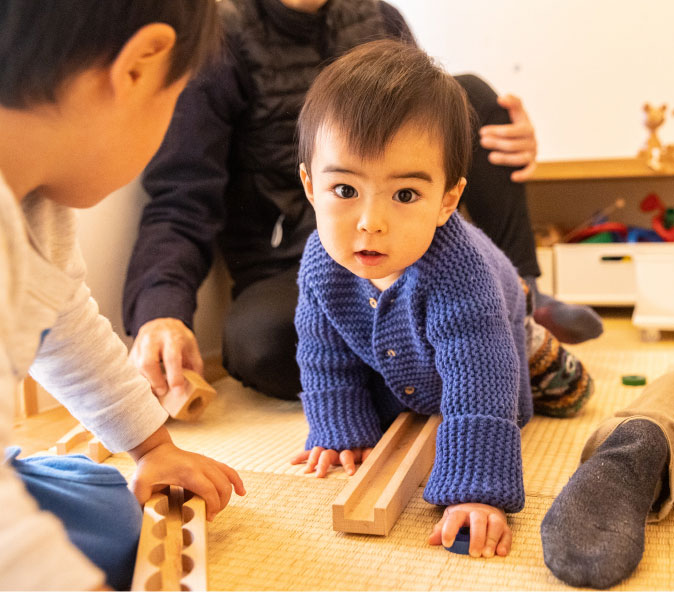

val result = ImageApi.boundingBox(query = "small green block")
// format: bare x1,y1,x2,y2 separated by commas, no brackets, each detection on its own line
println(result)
622,375,646,386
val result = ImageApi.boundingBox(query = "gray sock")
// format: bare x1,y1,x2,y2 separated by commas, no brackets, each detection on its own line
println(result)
524,276,603,344
541,419,669,589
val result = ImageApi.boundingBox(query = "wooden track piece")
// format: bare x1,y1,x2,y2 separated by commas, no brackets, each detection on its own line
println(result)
55,424,111,463
132,486,208,591
332,412,441,536
159,370,216,421
55,424,94,455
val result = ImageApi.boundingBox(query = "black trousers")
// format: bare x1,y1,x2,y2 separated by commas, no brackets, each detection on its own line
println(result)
223,75,540,400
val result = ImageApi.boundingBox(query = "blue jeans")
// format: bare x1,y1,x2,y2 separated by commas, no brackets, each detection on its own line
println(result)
6,447,142,590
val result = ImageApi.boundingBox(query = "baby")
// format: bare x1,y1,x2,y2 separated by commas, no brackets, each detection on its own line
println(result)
291,39,590,559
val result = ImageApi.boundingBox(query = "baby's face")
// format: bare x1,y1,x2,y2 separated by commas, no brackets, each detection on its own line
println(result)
301,121,464,291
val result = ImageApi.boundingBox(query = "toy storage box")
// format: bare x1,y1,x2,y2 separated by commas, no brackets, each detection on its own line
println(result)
554,243,674,306
632,249,674,331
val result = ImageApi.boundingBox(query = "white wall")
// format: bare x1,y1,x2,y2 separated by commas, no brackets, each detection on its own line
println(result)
78,0,674,349
389,0,674,160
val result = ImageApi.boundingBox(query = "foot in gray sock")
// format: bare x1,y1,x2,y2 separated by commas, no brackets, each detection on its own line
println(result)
524,276,603,344
541,419,669,589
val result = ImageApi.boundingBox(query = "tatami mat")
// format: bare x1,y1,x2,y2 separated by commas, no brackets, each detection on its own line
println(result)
105,314,674,590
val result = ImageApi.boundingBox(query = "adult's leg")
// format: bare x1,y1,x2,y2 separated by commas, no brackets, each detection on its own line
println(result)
541,371,674,588
9,448,142,590
222,265,301,400
457,74,602,344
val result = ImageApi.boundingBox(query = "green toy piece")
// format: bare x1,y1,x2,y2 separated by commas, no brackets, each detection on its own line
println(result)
622,375,647,386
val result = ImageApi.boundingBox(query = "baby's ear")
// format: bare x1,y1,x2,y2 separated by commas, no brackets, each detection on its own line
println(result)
438,177,466,226
299,163,315,206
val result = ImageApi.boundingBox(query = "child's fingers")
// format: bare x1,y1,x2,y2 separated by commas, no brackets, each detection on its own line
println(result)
361,447,373,462
216,462,246,496
304,447,324,473
316,449,338,477
290,449,310,465
203,465,233,511
482,512,506,558
496,523,512,557
339,450,356,475
468,510,488,558
429,507,465,546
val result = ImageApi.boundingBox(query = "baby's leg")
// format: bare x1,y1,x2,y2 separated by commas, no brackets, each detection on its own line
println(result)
520,279,594,417
9,448,141,590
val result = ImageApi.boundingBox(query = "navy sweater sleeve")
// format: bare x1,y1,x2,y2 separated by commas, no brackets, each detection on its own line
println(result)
122,54,248,336
296,256,384,451
422,247,525,512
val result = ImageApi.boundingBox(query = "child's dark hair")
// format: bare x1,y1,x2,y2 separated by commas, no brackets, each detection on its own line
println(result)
298,39,475,190
0,0,221,109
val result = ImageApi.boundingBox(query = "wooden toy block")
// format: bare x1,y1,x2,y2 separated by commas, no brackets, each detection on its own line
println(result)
332,412,441,536
87,437,112,463
159,369,216,422
55,423,111,463
132,486,208,591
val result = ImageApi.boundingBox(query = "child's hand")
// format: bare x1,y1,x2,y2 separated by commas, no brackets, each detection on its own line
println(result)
128,427,245,521
290,446,373,477
428,503,511,558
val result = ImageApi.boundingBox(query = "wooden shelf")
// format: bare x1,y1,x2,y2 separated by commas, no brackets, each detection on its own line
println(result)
529,157,674,182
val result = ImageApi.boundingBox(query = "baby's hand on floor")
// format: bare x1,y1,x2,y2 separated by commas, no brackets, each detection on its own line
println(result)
428,503,511,558
290,446,373,477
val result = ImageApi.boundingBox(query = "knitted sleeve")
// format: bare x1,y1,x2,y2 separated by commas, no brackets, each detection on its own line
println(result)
423,276,525,513
295,282,383,451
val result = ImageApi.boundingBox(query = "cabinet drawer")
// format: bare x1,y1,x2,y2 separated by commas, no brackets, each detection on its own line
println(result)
553,243,674,306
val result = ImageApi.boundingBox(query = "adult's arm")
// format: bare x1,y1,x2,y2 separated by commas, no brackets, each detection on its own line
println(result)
123,54,248,337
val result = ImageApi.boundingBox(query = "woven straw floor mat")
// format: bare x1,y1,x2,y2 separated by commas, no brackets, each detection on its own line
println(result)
108,317,674,590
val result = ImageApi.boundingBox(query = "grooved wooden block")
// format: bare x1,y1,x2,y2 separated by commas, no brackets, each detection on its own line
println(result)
132,486,208,591
159,370,216,421
332,412,440,536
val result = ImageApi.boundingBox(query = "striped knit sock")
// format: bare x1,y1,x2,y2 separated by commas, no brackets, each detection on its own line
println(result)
521,279,594,417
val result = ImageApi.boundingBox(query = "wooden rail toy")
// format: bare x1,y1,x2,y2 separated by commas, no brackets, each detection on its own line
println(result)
332,412,440,536
159,370,216,421
132,486,208,591
55,423,111,463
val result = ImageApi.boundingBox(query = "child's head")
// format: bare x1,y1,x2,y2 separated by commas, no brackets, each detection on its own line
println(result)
0,0,221,206
298,40,474,290
0,1,220,109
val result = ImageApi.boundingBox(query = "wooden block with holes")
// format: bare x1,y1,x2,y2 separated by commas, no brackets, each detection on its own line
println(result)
55,423,111,463
159,370,216,422
132,486,208,591
332,412,440,536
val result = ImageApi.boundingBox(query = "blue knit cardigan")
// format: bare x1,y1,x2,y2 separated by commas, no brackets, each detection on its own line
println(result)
295,213,532,512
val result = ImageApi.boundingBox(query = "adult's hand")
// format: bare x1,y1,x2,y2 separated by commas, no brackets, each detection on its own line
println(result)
479,94,537,182
130,317,204,398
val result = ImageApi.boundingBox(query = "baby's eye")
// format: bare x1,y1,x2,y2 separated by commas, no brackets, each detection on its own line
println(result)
333,184,358,199
393,189,419,203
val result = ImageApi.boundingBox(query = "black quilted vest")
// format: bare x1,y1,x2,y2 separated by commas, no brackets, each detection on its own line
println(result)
217,0,388,287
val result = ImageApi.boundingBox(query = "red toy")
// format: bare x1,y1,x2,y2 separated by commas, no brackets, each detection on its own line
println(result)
640,193,674,241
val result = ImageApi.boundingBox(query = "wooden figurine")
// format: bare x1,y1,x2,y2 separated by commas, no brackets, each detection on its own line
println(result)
158,369,216,422
332,412,440,536
55,423,112,463
638,103,667,170
132,486,208,591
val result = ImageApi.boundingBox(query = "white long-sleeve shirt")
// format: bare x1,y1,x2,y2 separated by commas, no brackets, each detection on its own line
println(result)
0,174,169,590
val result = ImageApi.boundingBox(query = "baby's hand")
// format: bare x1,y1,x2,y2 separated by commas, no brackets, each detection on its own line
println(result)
428,503,511,558
129,427,245,521
290,446,373,477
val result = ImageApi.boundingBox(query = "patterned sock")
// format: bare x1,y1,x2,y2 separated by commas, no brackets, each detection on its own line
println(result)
541,419,669,589
521,279,594,417
524,276,603,344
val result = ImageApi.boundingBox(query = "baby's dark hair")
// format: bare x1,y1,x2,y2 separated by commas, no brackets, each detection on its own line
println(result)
298,39,474,190
0,0,222,109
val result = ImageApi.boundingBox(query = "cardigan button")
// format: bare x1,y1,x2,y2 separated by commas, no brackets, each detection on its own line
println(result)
369,297,377,308
404,386,415,395
386,349,396,357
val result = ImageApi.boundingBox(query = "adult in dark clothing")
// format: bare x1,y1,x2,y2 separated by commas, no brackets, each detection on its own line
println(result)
123,0,602,401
